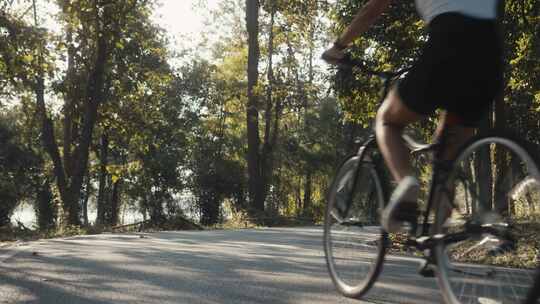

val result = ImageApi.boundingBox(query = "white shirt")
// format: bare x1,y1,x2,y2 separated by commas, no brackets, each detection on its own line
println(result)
415,0,498,23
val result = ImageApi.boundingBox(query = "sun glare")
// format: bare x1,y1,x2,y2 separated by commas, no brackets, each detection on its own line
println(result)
153,0,217,41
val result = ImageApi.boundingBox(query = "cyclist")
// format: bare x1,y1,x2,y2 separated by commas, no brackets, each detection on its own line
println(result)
322,0,503,233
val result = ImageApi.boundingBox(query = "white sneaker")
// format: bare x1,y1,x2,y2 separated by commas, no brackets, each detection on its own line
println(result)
381,176,420,233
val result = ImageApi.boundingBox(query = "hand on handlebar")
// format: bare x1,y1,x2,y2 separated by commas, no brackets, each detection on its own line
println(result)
321,45,346,65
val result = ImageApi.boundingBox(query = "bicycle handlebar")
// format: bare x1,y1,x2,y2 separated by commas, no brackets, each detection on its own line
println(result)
333,53,411,81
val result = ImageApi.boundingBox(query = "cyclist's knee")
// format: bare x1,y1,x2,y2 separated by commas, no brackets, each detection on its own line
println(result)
376,91,415,130
376,112,407,131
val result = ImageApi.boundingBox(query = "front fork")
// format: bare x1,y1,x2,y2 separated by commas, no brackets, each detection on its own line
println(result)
342,137,379,218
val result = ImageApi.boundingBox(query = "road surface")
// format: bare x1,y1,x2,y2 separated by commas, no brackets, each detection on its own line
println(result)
0,227,442,303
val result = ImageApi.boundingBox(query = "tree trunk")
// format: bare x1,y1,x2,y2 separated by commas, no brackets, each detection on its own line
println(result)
301,24,316,219
63,25,76,180
97,132,109,225
34,4,111,226
35,76,72,221
65,30,108,226
493,0,509,215
303,171,312,217
472,89,494,213
200,194,220,226
149,191,165,226
475,144,493,212
246,0,264,212
110,179,121,226
494,158,511,216
82,173,91,226
296,180,302,215
260,4,278,210
36,179,55,230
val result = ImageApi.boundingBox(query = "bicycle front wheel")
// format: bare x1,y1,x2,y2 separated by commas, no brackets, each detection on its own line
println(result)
323,145,388,299
434,131,540,304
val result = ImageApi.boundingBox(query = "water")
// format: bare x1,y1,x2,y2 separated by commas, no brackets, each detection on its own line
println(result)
11,204,144,229
11,203,35,228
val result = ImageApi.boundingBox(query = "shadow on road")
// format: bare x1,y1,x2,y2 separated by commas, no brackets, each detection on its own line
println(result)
0,228,442,304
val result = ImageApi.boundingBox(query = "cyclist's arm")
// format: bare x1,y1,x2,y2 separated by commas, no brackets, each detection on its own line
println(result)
336,0,391,48
322,0,391,63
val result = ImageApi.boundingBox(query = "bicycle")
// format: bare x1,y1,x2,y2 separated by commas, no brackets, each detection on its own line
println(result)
323,56,540,304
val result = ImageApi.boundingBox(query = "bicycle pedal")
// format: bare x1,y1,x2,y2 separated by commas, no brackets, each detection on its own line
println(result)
417,259,436,278
487,239,517,257
412,236,433,250
415,236,430,245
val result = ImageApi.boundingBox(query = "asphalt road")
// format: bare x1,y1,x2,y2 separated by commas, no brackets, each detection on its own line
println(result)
0,227,443,304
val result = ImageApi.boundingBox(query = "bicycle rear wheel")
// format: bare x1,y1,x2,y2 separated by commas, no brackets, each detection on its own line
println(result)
433,131,540,304
323,144,388,298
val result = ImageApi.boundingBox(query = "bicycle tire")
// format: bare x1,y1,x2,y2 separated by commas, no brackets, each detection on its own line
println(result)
524,268,540,304
323,142,388,299
433,130,540,304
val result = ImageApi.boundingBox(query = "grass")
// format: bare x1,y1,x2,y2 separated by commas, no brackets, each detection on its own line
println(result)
0,214,231,246
447,221,540,269
387,221,540,269
1,215,312,244
0,225,104,245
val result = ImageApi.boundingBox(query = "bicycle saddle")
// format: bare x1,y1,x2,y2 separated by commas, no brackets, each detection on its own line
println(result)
402,134,439,154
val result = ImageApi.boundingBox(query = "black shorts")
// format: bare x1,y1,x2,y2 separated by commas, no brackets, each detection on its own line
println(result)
397,13,503,127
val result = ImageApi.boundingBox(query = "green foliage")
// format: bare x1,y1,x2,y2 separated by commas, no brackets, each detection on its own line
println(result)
0,115,41,226
190,134,247,225
501,0,540,143
0,11,54,99
330,1,425,129
1,0,538,233
179,57,248,225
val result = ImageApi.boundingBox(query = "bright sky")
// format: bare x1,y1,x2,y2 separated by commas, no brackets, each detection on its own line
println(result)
152,0,219,48
10,0,218,55
9,0,217,39
154,0,206,36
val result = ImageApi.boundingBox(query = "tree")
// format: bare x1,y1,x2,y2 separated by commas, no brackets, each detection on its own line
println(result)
0,6,51,228
245,0,265,213
0,114,41,226
29,0,148,226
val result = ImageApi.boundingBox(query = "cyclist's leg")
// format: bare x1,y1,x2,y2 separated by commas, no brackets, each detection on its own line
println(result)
433,111,475,160
375,87,425,182
432,111,476,227
376,87,426,232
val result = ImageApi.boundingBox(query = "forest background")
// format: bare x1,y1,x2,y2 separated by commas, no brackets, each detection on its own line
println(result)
0,0,538,234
